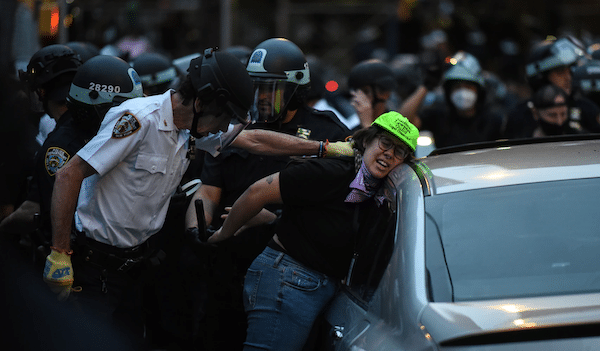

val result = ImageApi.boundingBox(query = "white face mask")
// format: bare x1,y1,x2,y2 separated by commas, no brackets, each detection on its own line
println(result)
450,88,477,110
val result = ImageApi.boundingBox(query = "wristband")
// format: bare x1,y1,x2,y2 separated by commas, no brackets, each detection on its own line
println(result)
317,140,327,158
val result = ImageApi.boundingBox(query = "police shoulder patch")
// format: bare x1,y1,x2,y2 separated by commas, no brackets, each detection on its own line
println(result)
112,113,141,138
45,147,70,176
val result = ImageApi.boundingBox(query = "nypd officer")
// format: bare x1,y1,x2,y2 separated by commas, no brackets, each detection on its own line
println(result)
1,45,83,259
43,48,255,347
184,38,351,350
503,36,599,138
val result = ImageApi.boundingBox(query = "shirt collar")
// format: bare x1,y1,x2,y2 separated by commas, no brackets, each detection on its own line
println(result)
158,89,176,132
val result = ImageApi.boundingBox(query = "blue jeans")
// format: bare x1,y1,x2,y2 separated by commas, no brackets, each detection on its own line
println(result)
242,246,339,351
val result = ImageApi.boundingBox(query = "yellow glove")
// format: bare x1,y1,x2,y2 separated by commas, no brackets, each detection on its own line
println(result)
324,140,355,158
43,249,74,301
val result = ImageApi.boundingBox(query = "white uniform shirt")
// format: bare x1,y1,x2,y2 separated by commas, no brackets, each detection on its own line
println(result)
75,91,190,248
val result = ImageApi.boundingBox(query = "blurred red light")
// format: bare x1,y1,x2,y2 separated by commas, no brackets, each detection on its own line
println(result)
325,80,338,92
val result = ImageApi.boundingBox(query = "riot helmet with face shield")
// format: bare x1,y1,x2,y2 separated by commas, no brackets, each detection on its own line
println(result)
246,38,310,123
525,36,587,91
186,48,254,140
66,55,143,133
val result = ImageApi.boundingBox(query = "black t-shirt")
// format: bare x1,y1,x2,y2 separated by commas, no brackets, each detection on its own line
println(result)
420,105,504,148
28,111,95,238
199,105,352,271
277,157,391,279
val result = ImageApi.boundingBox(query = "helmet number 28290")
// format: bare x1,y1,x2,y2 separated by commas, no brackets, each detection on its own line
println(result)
89,82,121,93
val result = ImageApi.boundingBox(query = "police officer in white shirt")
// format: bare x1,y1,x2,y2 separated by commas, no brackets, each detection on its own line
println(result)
43,48,258,346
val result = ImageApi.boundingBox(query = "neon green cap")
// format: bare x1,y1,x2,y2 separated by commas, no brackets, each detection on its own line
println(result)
372,111,419,151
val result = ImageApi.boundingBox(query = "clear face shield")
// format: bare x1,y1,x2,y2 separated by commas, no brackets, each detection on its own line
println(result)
249,79,298,123
526,37,588,77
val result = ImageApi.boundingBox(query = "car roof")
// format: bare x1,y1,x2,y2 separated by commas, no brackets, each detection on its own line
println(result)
414,135,600,195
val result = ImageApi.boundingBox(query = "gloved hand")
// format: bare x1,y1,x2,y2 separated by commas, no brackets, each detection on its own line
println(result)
423,65,442,91
43,249,74,301
185,227,215,246
184,227,218,267
324,141,354,158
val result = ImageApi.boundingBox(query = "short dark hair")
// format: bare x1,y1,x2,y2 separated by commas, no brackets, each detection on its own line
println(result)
176,76,196,105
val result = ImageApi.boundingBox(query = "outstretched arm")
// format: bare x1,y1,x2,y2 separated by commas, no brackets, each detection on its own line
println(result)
207,172,283,243
232,129,321,156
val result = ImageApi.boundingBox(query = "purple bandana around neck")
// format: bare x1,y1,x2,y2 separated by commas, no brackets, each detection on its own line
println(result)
345,161,386,205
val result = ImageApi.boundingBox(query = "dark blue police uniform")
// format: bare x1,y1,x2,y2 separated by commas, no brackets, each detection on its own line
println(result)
27,111,95,246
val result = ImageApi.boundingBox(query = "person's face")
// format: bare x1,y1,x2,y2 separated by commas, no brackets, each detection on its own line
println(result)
547,66,572,95
536,105,569,126
362,133,406,179
252,80,291,122
256,84,278,117
193,98,231,137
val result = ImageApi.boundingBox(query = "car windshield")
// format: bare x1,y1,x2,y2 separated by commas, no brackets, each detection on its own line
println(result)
425,178,600,302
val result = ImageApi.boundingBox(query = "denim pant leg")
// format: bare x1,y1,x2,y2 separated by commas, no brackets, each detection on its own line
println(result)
242,247,338,351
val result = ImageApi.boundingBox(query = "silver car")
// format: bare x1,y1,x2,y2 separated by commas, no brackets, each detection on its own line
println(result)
319,136,600,350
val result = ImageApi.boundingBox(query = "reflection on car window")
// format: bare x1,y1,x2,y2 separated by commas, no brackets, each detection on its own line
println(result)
347,197,397,302
426,178,600,302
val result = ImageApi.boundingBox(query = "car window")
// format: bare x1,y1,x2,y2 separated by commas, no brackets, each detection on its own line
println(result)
426,177,600,302
345,195,397,302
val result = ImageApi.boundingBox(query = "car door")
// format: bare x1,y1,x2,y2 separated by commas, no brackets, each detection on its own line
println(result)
317,163,430,351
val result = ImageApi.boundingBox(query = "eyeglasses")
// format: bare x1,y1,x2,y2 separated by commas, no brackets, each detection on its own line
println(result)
378,135,409,159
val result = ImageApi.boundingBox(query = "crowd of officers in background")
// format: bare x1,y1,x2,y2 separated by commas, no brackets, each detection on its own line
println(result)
1,31,600,351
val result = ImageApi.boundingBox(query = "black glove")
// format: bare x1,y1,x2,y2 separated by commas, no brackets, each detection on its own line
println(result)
184,227,216,247
423,65,442,91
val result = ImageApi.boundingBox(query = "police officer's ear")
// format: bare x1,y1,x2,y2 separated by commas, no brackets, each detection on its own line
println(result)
38,88,47,100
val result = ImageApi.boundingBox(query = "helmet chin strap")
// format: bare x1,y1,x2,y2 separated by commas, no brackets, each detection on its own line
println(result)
190,101,204,138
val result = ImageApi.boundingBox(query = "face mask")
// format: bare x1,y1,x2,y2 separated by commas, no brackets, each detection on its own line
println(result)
538,118,567,135
450,88,477,110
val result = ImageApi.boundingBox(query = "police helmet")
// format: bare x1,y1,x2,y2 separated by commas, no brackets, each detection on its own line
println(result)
442,52,486,108
348,59,397,93
443,64,485,87
572,59,600,104
130,52,179,95
187,47,254,138
246,38,310,122
525,36,586,90
223,45,253,66
65,41,100,63
67,55,143,132
444,50,482,75
19,44,82,99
